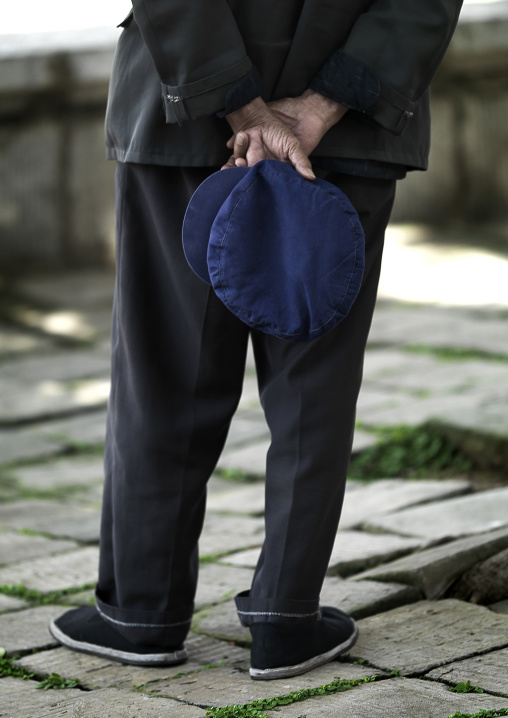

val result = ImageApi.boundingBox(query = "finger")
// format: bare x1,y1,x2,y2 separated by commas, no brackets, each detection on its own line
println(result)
288,145,316,181
221,155,237,170
233,132,248,160
226,135,235,149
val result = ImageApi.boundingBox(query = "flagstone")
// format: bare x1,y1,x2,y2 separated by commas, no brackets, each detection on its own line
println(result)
0,593,27,612
0,677,84,718
217,439,269,477
0,546,99,592
146,662,379,709
38,687,206,718
199,512,264,557
320,576,420,619
339,478,471,530
0,377,110,425
0,605,66,654
426,646,508,697
37,409,107,447
351,600,508,676
368,302,508,355
263,677,508,718
355,526,508,599
206,482,265,515
16,634,250,691
222,531,422,577
195,563,254,609
0,428,63,465
195,577,419,645
491,599,508,615
365,486,508,539
0,501,100,542
0,532,77,566
12,457,104,492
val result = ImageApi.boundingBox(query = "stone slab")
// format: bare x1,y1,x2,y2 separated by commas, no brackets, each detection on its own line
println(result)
426,646,508,697
222,411,269,449
351,600,508,676
13,456,104,494
37,409,107,447
491,599,508,615
0,428,64,465
206,482,265,515
237,374,261,411
0,326,54,361
363,348,508,395
0,500,100,542
0,348,111,383
0,532,77,566
17,634,250,691
147,662,379,709
351,429,378,454
217,439,269,477
195,577,419,645
13,269,115,311
37,687,207,718
0,604,65,654
263,678,508,718
0,677,84,718
0,546,99,591
365,486,508,539
199,513,264,557
0,593,27,612
195,563,254,609
355,526,508,599
339,478,471,530
357,391,478,429
0,377,110,425
222,530,422,577
320,576,421,620
329,531,422,577
369,302,508,355
193,599,251,645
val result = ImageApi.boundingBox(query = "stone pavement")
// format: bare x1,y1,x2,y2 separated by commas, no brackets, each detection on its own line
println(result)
1,223,508,717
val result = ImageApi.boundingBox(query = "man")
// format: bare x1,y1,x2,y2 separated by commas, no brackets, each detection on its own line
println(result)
50,0,463,680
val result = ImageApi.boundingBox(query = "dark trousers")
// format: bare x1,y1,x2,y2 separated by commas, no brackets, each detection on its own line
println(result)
96,161,396,646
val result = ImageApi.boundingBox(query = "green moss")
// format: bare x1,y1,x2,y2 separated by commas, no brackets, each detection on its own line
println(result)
205,675,377,718
0,583,95,606
404,344,508,364
348,423,472,480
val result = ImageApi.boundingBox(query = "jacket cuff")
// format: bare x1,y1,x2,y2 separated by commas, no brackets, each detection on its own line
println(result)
217,66,263,117
162,57,252,124
310,50,415,135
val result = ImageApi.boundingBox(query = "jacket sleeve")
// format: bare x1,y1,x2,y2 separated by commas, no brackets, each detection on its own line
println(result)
310,0,463,135
130,0,253,123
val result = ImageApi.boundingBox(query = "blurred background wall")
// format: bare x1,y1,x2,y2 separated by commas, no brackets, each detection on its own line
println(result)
1,0,507,273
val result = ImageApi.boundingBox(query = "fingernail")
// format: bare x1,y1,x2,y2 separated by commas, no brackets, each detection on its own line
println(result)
237,133,245,144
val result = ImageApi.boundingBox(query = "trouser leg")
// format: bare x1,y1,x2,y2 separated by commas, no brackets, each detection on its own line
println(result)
236,173,396,625
97,162,250,646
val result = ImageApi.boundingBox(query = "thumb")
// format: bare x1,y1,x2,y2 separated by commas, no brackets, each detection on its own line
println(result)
289,147,316,181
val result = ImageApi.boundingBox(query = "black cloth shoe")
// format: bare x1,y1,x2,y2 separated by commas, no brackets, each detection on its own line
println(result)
249,606,358,680
49,607,188,666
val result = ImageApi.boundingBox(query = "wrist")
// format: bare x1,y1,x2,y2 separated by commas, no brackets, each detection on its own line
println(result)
226,97,270,133
300,89,348,131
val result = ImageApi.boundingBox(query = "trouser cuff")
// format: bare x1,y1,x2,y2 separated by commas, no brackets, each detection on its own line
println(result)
95,593,193,646
235,590,321,627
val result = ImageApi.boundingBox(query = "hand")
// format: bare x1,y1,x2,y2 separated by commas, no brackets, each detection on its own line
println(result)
222,97,316,180
268,90,348,156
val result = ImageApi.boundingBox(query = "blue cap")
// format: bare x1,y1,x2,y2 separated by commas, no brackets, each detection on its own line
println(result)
182,160,365,342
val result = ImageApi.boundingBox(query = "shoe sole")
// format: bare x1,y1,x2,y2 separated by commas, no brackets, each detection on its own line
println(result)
249,622,359,680
49,619,188,667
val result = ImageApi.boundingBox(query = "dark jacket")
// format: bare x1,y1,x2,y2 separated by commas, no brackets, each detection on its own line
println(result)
105,0,463,171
